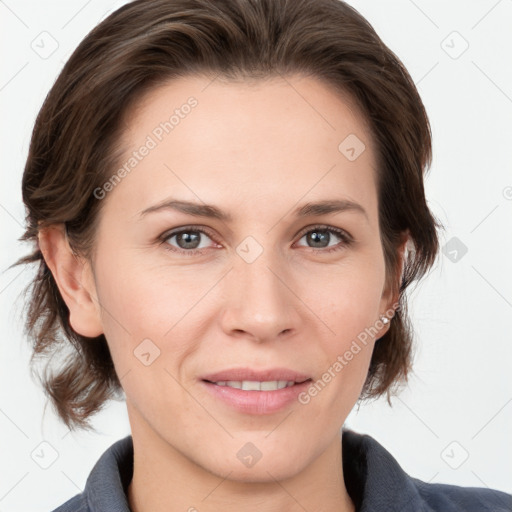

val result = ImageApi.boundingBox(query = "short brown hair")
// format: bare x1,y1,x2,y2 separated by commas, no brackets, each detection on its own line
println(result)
16,0,442,431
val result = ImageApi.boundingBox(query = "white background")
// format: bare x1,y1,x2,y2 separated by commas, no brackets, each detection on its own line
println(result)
1,1,511,510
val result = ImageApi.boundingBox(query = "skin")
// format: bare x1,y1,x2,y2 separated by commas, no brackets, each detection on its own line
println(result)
39,74,405,512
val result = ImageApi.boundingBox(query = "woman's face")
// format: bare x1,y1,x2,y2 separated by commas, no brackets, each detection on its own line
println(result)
83,74,396,480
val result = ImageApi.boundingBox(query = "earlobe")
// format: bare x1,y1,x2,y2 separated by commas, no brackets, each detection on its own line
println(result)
38,224,103,338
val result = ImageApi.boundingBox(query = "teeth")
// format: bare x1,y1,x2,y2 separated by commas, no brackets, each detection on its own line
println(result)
213,380,296,391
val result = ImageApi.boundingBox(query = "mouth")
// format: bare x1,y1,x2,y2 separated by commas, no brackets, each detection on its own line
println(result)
202,378,312,391
199,370,314,414
200,367,312,385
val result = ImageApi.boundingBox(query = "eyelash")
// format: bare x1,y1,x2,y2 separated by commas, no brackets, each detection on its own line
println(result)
159,224,353,256
160,225,353,256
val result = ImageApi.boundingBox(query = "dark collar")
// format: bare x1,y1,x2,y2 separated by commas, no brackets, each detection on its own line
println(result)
341,428,421,511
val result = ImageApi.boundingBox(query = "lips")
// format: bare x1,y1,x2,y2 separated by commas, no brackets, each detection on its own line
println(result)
201,367,312,384
201,377,313,414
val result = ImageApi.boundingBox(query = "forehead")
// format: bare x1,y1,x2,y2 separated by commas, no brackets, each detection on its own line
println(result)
106,74,378,223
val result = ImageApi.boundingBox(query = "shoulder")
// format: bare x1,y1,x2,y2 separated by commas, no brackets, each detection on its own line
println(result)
412,477,512,512
341,428,512,512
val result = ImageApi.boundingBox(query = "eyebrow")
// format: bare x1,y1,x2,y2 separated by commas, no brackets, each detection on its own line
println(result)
138,198,368,222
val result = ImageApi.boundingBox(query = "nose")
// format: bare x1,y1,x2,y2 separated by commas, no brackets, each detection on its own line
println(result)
219,248,301,343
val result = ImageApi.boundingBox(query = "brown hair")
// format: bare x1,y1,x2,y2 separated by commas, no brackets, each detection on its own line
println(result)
15,0,442,431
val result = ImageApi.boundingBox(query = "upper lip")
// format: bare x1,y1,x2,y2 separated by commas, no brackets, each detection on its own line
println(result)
201,367,312,383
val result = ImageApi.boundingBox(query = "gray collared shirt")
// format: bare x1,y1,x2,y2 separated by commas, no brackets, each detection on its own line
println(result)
51,429,512,511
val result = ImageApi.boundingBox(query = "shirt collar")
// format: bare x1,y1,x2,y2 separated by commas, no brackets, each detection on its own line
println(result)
342,428,422,511
84,435,133,512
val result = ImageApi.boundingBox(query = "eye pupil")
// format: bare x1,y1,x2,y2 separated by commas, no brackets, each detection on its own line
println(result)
177,231,201,249
308,230,329,248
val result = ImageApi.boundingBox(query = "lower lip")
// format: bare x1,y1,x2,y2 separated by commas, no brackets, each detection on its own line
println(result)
201,380,312,415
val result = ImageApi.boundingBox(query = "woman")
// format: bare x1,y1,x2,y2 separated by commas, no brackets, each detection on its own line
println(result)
15,0,511,511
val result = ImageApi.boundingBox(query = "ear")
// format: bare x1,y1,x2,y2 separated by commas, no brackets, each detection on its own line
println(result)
378,231,410,335
388,232,409,308
38,224,103,338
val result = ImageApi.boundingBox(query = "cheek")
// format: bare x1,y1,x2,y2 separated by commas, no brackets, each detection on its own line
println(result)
94,247,204,330
306,254,386,331
92,264,199,411
306,281,380,418
301,254,385,391
92,253,215,376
